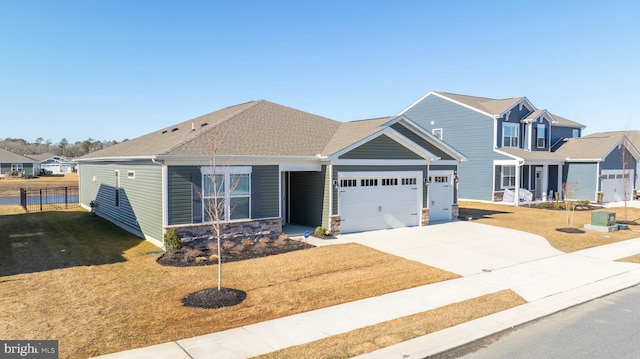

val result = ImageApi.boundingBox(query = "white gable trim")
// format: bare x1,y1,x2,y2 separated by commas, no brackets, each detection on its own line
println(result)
330,127,439,162
384,115,467,162
398,91,495,118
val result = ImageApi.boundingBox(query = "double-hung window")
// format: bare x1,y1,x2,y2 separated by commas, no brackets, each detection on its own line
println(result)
501,165,516,188
502,123,519,148
202,167,251,222
536,124,546,148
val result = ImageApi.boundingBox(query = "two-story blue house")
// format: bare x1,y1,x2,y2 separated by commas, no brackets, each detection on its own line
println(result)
397,91,638,203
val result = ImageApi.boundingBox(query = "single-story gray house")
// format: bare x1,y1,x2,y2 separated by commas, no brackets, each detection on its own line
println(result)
27,153,76,174
76,100,466,247
0,148,37,177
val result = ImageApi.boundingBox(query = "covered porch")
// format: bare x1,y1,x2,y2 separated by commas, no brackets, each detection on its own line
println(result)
494,159,564,205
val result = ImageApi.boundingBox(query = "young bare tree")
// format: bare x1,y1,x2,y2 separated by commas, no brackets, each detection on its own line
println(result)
620,137,633,222
562,181,579,228
200,128,243,291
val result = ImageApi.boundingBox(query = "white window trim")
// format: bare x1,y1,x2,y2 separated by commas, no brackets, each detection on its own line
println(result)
502,123,519,148
501,165,516,189
432,128,443,140
201,166,252,222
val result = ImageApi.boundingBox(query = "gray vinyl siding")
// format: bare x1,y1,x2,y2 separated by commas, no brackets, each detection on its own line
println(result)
1,163,34,175
403,94,508,201
331,165,427,215
79,162,163,242
340,134,422,160
601,147,637,171
167,166,199,225
167,165,280,225
563,162,597,200
551,126,578,145
390,123,454,160
251,165,279,219
548,165,559,195
290,168,327,227
532,119,550,151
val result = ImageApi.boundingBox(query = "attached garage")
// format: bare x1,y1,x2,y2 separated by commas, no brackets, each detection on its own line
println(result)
338,171,422,233
601,170,633,202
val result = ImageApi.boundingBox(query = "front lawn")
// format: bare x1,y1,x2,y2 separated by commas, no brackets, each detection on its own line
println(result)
0,209,459,358
459,201,640,252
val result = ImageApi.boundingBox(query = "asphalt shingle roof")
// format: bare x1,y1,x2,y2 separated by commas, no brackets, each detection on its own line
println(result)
0,148,37,163
79,101,398,160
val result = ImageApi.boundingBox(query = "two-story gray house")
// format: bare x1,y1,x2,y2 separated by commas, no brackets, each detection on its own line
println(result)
397,91,639,203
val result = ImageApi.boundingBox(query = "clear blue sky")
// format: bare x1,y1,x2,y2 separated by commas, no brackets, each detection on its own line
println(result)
1,0,638,144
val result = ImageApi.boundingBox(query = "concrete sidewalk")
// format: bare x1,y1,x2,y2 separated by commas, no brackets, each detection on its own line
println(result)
95,223,640,359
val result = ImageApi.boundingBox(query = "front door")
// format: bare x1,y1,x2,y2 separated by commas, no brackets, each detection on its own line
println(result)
535,167,542,200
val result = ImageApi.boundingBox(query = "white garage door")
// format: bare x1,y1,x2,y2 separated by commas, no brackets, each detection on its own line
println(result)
601,170,632,202
338,171,422,234
427,171,454,222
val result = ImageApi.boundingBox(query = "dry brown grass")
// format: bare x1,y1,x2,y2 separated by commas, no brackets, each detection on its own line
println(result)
256,290,526,359
0,209,458,358
0,173,78,196
617,253,640,263
459,201,640,252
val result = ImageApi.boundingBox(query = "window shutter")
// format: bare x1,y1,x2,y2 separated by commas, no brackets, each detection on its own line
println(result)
191,173,202,223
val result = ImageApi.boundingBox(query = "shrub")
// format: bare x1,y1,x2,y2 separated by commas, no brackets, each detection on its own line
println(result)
209,254,219,261
240,238,254,246
186,247,203,257
164,228,182,250
274,236,288,247
195,256,207,262
222,240,235,250
258,237,271,245
207,241,219,255
314,226,329,237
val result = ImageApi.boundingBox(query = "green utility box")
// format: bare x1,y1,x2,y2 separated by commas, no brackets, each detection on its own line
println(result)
591,211,616,227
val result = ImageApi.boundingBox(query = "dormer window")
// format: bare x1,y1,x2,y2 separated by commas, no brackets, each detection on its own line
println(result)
502,123,519,148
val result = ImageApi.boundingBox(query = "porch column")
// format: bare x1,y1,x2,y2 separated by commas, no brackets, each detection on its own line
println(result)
514,164,521,205
542,164,549,201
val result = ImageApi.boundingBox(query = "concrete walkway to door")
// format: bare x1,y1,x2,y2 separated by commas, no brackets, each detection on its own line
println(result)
306,221,564,277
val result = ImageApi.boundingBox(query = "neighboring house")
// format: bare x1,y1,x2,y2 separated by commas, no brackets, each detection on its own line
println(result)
27,153,76,174
398,91,589,203
0,148,37,177
552,131,640,202
76,100,465,247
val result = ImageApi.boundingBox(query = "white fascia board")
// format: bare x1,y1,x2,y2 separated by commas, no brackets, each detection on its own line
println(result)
499,97,537,119
493,159,520,166
74,155,158,163
158,155,321,167
330,127,437,162
330,159,432,166
431,159,462,166
494,149,523,161
396,91,439,116
564,158,602,162
393,116,467,162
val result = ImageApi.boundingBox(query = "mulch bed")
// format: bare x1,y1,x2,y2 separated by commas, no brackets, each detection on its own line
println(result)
156,239,315,267
181,288,247,309
555,227,586,234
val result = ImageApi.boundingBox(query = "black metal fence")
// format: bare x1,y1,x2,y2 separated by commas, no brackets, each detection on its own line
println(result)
20,186,79,213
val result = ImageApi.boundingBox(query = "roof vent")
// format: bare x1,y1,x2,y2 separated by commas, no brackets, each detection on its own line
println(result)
201,122,208,127
161,130,168,134
191,122,195,131
171,128,179,132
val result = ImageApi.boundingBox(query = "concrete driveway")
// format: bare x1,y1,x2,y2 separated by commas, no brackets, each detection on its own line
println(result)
307,221,563,276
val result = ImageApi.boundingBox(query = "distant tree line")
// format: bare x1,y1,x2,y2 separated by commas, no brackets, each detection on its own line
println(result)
0,137,124,158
